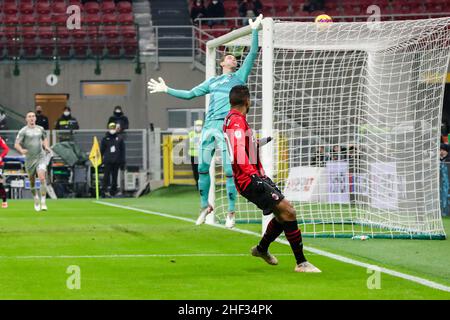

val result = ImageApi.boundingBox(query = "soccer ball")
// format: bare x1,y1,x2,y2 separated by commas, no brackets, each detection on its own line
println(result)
315,14,333,23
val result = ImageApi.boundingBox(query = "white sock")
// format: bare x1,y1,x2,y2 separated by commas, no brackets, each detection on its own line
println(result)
41,195,46,204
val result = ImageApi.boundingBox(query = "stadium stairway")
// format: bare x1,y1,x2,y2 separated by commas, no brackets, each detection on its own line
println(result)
132,0,155,57
149,0,192,57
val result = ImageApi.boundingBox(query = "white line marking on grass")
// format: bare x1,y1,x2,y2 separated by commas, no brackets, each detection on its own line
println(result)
0,253,294,260
96,201,450,293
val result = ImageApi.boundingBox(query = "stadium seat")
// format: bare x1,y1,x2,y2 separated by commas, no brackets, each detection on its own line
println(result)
90,40,106,57
5,42,20,58
52,14,68,26
56,38,72,59
19,14,35,26
4,14,19,26
102,25,119,39
117,13,134,25
56,26,70,39
105,40,121,57
21,26,37,40
86,25,100,39
19,2,34,15
23,40,39,58
37,26,54,40
3,3,18,15
123,39,138,57
102,13,118,25
36,3,51,15
117,1,132,14
72,39,88,58
37,14,53,25
85,2,100,14
52,2,67,14
3,26,19,40
72,27,87,39
39,40,57,58
120,25,137,39
85,13,101,25
101,1,116,14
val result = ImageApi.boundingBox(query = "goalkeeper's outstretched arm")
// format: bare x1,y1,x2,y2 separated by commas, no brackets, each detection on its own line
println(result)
147,77,211,100
235,14,263,83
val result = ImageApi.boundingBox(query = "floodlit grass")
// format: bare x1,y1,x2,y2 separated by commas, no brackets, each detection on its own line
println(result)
0,186,448,299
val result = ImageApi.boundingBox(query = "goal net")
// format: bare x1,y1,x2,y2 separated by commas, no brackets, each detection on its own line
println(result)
206,17,450,239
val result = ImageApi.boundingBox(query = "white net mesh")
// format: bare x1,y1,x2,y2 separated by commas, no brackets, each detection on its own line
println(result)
211,18,450,239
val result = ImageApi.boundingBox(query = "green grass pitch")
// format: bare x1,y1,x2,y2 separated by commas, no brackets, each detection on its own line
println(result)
0,186,449,299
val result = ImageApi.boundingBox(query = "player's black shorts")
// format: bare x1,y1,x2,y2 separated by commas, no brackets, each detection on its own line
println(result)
241,176,285,215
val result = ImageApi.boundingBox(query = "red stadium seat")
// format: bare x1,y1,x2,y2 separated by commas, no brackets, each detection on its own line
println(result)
4,14,19,26
56,26,70,39
3,26,19,40
38,26,54,40
19,14,35,26
117,1,132,14
56,38,72,58
123,39,138,57
23,40,39,58
86,25,100,39
36,2,51,15
101,1,116,14
85,2,100,14
21,26,37,40
102,25,119,39
3,3,18,15
72,39,88,58
19,2,34,15
52,2,67,14
105,40,121,57
85,13,101,25
39,40,57,58
52,14,68,26
6,42,20,58
90,40,106,57
72,27,87,39
117,13,134,25
102,13,118,25
37,14,53,25
121,25,137,39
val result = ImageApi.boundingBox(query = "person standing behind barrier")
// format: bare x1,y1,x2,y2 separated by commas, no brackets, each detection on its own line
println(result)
188,120,203,190
101,123,126,197
55,107,80,142
35,105,49,130
107,106,129,135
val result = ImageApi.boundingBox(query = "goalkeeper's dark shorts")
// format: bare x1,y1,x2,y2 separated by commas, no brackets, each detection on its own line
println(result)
241,176,285,215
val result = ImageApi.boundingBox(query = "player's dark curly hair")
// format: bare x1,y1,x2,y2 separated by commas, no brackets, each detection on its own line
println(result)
229,85,250,107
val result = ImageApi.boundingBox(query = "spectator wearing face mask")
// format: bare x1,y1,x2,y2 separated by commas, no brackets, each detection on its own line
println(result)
55,107,80,142
191,0,206,25
206,0,225,27
35,105,49,130
101,122,126,197
107,106,129,134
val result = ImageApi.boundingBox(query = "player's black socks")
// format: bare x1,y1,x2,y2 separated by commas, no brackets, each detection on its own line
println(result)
283,220,307,264
0,183,6,202
257,217,284,253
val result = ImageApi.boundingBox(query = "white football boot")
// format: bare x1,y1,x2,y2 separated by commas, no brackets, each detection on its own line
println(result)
225,212,236,229
34,196,41,212
294,261,321,273
196,204,213,225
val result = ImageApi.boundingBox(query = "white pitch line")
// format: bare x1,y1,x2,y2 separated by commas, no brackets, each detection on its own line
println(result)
0,253,294,260
96,201,450,293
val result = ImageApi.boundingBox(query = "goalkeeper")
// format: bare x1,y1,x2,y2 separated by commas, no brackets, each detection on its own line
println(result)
148,14,263,228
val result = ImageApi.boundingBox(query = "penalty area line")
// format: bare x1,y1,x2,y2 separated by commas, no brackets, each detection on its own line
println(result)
96,201,450,293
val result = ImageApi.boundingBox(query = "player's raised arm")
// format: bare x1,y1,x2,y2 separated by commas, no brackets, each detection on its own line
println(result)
147,77,211,100
235,14,263,83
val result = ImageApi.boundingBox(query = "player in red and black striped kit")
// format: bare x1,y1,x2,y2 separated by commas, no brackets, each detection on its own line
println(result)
223,85,320,273
0,136,10,208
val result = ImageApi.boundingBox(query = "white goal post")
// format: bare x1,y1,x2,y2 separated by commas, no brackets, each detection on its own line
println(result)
204,17,450,239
